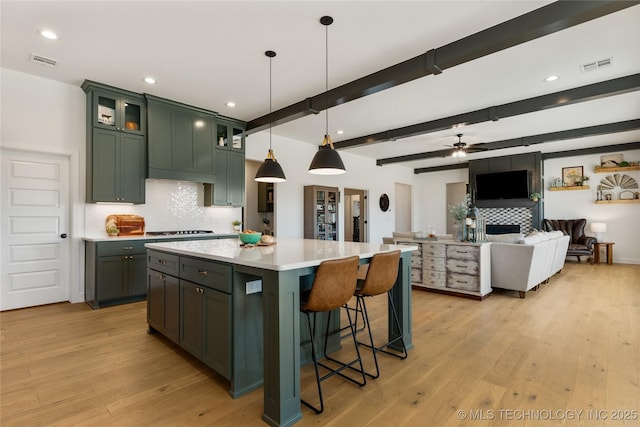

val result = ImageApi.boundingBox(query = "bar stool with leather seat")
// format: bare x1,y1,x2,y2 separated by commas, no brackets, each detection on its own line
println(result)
300,255,367,414
353,249,407,379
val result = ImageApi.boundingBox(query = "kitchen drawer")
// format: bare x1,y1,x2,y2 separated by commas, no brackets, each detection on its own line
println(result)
411,256,423,269
411,267,423,284
446,258,479,275
181,257,232,293
423,243,445,258
424,270,446,287
446,245,479,261
423,256,445,272
447,273,479,292
97,240,152,256
147,250,179,276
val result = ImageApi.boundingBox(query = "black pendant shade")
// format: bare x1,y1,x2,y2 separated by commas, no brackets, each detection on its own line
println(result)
255,50,287,183
255,149,286,182
308,136,346,175
308,16,346,176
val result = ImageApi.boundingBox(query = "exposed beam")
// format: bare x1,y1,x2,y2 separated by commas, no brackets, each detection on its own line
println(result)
413,142,640,174
542,142,640,159
351,74,640,155
246,1,638,135
410,120,640,174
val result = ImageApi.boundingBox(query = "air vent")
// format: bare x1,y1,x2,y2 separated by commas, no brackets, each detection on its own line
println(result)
30,53,57,67
581,57,612,73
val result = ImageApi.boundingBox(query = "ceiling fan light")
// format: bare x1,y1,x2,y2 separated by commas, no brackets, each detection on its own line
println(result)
309,143,346,175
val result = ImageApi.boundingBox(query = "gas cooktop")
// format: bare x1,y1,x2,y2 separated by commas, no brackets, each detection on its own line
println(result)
146,230,214,236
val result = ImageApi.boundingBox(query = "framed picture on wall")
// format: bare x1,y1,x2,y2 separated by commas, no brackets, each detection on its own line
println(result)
562,166,583,186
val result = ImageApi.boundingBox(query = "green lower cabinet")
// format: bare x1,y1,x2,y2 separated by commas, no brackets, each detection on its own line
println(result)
85,240,151,308
179,279,231,379
147,268,180,343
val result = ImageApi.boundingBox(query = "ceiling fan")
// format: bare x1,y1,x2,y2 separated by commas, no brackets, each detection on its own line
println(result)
446,134,487,158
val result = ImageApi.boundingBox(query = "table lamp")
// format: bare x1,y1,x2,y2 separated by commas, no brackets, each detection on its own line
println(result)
590,222,607,242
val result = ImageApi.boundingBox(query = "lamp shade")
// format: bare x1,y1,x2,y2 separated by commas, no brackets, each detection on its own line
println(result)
590,222,607,233
255,157,286,183
308,144,346,175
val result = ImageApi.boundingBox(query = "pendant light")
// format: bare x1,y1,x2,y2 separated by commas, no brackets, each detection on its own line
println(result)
255,50,287,183
308,16,346,175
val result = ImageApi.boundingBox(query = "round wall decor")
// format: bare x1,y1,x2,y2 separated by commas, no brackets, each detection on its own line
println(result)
379,193,390,212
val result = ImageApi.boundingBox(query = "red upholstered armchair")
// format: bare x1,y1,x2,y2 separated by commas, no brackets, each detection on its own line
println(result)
542,219,597,263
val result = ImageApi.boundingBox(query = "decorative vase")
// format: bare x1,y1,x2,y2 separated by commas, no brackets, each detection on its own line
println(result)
454,221,466,241
233,225,240,232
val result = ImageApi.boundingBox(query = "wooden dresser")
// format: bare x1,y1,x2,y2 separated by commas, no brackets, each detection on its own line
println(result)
394,239,491,299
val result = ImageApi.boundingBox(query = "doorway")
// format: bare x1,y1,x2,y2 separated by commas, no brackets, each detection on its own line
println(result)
394,183,412,232
1,149,71,310
344,188,367,242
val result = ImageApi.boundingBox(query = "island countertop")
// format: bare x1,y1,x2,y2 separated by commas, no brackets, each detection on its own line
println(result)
145,238,417,271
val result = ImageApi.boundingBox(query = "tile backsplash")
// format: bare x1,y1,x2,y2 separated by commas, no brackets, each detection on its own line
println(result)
85,179,241,236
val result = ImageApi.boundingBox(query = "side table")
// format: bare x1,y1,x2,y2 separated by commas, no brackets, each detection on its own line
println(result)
593,242,614,265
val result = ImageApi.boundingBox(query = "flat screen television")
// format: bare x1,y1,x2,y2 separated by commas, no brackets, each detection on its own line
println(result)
475,170,530,200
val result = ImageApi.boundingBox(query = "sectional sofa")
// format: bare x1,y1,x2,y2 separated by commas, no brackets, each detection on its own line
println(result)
488,230,570,298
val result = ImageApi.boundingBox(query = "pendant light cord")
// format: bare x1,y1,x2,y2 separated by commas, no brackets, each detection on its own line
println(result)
269,54,273,151
325,21,329,139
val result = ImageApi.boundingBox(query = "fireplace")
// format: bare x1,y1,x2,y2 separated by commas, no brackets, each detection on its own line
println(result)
486,224,521,235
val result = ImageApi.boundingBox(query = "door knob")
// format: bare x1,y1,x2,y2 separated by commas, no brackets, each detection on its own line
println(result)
60,233,68,238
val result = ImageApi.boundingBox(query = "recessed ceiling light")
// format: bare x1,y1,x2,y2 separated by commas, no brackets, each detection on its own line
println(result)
143,77,156,84
336,130,344,135
39,30,58,40
226,101,236,108
544,75,559,82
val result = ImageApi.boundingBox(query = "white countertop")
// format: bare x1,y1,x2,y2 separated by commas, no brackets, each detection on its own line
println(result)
145,238,418,271
83,232,237,242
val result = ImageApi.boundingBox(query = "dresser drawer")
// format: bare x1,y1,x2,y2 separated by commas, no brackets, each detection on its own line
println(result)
446,258,479,275
147,250,179,276
423,244,445,258
446,245,479,261
181,257,232,293
447,273,479,292
423,256,445,272
423,270,446,287
411,267,423,284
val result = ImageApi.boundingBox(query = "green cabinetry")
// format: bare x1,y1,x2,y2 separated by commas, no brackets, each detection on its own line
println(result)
82,81,147,204
85,239,154,308
147,95,218,183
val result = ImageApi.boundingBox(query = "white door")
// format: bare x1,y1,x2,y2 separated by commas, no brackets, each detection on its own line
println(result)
1,149,70,310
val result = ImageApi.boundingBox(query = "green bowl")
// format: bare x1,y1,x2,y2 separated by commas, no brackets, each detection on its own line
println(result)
239,232,262,244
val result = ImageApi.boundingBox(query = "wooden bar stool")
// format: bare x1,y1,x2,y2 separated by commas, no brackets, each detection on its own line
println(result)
353,250,407,379
300,255,366,414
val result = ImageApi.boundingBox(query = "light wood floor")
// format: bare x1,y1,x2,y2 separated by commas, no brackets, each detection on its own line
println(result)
2,262,639,426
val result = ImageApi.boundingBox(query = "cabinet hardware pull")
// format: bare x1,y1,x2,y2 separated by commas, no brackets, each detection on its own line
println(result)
159,259,166,265
456,264,466,268
198,270,208,276
123,246,134,250
455,250,467,254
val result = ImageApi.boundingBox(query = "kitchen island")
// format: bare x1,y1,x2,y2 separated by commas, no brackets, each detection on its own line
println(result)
145,238,416,427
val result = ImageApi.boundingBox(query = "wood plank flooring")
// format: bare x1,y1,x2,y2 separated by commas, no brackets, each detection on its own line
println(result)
1,262,639,426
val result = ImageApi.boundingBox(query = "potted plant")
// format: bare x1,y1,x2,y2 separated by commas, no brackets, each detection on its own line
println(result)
106,225,119,236
448,194,470,240
232,220,242,232
530,192,541,202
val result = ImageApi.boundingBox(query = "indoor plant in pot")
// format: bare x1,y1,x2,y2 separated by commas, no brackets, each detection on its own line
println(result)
448,194,470,241
530,192,541,202
232,220,242,232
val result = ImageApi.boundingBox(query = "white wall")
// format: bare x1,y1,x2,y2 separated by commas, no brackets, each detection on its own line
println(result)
1,68,86,303
414,168,469,236
245,131,416,244
544,150,640,264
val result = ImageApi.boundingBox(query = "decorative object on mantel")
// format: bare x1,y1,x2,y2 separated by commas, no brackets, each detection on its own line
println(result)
448,193,470,241
529,192,540,202
600,153,624,168
562,165,584,186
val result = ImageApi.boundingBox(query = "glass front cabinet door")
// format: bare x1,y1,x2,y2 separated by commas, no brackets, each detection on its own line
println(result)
93,90,146,135
216,122,244,151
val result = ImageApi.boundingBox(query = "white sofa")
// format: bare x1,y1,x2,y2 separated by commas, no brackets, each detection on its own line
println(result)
489,230,570,298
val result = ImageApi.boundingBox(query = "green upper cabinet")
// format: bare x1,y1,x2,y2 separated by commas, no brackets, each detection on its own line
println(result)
147,96,217,183
216,122,244,152
210,120,245,207
82,80,146,204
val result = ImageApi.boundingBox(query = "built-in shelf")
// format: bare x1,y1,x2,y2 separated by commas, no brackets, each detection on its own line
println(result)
594,199,640,204
549,185,590,191
594,165,640,173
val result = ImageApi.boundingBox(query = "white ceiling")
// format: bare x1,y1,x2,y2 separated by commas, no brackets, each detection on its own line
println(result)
2,1,639,171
